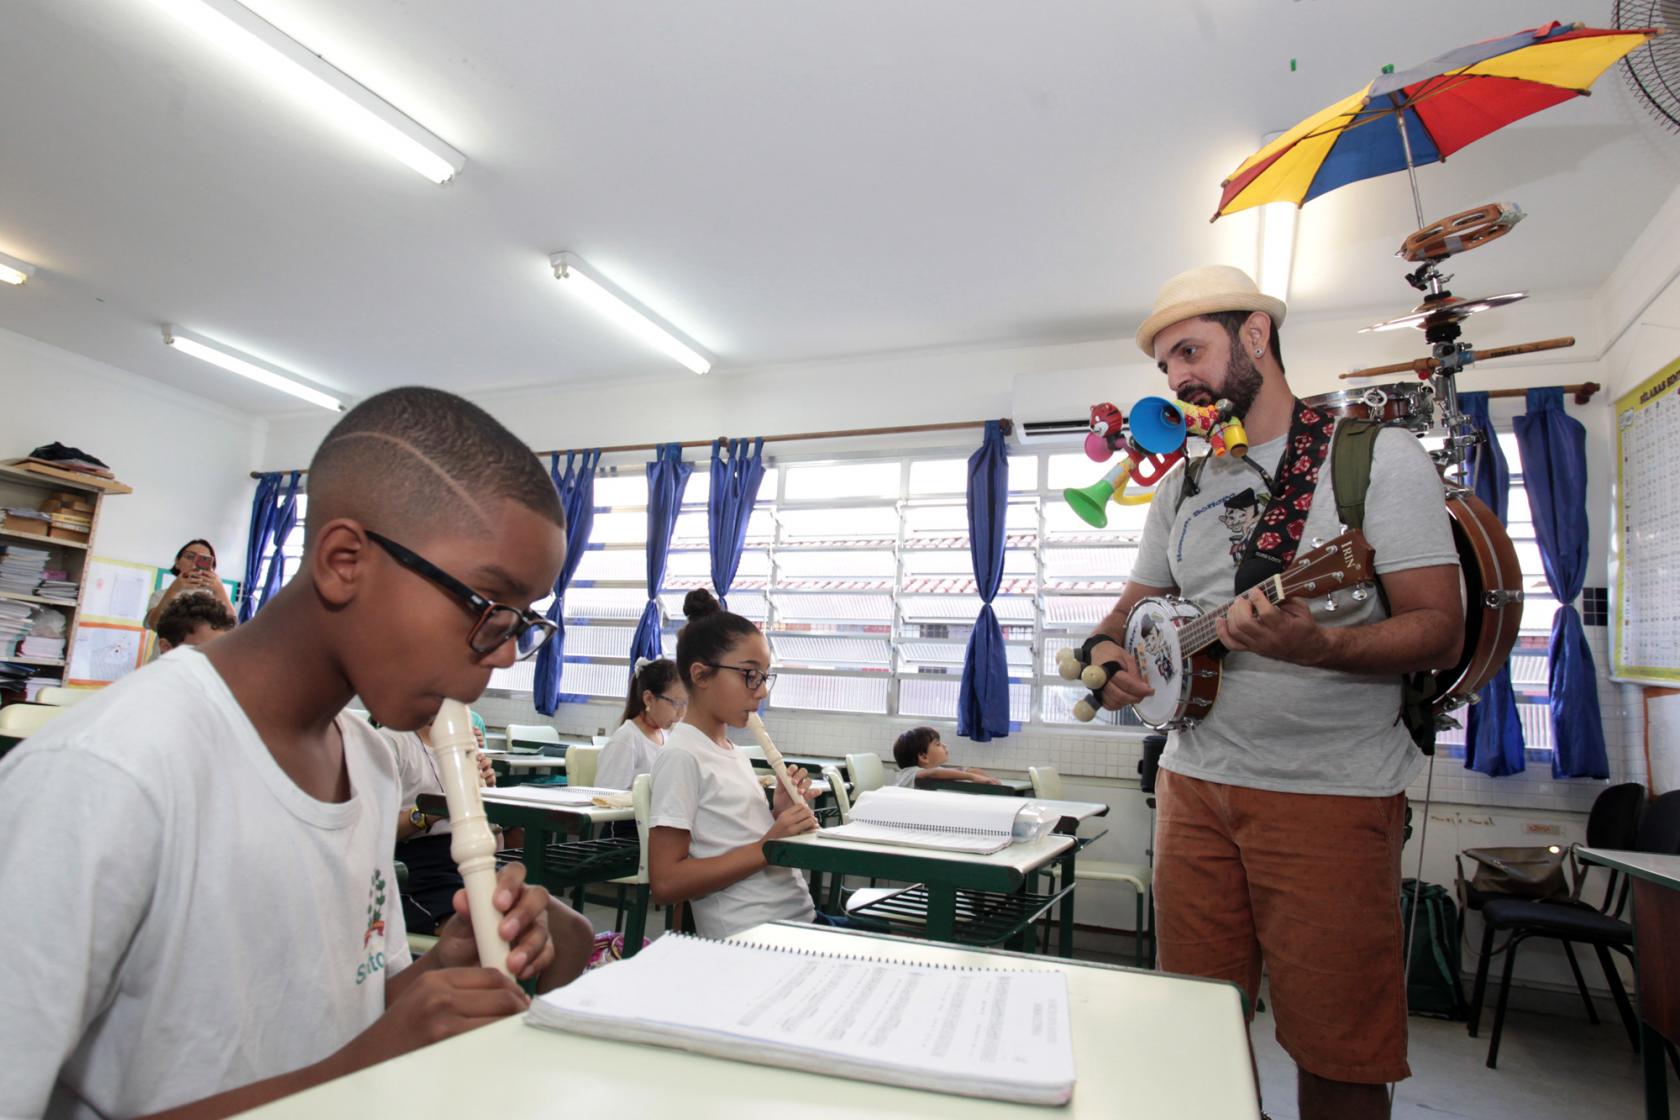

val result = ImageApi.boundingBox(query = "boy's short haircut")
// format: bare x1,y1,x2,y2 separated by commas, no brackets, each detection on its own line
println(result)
892,726,940,770
304,386,564,548
154,593,237,647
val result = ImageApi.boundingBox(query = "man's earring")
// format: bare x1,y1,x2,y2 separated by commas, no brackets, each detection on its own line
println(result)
1254,348,1263,358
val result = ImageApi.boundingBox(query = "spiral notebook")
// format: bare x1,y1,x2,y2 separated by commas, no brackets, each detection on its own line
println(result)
526,933,1074,1105
819,786,1033,854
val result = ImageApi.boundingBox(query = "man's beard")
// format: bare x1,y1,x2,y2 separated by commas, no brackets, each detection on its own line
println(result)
1179,346,1264,418
1217,347,1264,418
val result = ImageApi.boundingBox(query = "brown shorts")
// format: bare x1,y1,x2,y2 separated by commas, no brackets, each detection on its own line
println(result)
1154,769,1411,1084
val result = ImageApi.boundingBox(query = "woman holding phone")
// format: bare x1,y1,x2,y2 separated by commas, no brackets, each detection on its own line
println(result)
144,539,235,631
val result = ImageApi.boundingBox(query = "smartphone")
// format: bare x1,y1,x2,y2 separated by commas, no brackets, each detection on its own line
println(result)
193,554,215,571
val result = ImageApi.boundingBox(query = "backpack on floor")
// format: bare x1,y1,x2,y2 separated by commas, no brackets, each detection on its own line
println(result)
1400,878,1467,1020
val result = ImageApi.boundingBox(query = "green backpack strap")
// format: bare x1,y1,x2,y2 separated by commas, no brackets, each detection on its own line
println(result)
1328,418,1441,754
1330,417,1385,532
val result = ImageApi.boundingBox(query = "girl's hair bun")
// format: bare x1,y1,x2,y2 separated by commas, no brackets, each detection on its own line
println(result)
682,588,722,621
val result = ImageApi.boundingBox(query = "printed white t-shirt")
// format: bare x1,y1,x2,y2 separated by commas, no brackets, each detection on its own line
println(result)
596,719,663,789
648,722,814,939
0,648,410,1120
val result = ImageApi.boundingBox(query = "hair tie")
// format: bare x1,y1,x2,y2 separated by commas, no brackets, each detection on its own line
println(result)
633,657,652,675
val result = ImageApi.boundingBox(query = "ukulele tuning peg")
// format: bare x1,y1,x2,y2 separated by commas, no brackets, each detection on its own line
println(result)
1351,586,1371,602
1323,596,1339,612
1310,537,1325,548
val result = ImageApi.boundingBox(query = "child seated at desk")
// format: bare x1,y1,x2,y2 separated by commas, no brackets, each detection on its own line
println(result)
892,726,1003,788
0,387,593,1120
597,656,685,789
647,590,820,939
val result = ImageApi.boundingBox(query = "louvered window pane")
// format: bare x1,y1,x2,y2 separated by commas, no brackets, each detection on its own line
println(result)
899,678,1030,721
770,634,891,669
769,673,889,714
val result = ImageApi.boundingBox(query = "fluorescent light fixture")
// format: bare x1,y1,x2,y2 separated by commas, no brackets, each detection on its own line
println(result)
163,326,345,411
550,252,714,375
1256,201,1297,303
0,250,37,286
158,0,464,184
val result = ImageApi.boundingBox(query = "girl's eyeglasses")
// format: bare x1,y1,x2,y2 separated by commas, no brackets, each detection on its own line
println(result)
655,693,689,711
704,662,777,691
365,530,557,661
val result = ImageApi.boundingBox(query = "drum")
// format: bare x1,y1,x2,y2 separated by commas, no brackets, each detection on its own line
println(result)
1434,490,1524,715
1123,596,1219,730
1303,382,1436,433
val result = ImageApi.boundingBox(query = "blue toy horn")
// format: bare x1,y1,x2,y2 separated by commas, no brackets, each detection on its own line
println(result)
1129,396,1188,455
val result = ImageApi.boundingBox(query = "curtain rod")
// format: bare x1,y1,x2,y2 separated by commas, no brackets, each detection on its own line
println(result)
251,417,1012,478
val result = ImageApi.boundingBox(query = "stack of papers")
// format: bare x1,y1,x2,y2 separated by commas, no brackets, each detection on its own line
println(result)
0,545,50,597
22,673,63,700
34,579,78,602
0,601,35,655
18,635,65,660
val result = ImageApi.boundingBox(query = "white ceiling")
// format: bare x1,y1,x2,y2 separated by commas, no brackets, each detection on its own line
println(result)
1,0,1675,415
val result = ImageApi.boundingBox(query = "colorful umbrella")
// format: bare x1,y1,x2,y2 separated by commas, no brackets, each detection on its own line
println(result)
1214,21,1659,225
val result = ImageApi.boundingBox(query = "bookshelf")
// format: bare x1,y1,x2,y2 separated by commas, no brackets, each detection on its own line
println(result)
0,462,130,696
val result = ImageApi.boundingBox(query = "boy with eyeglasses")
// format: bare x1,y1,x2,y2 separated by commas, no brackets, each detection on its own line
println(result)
0,387,593,1120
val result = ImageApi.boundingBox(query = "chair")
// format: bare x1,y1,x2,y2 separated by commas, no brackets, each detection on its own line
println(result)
1467,784,1668,1069
34,686,93,706
0,703,64,736
606,773,658,956
1028,765,1154,967
818,765,856,911
507,723,562,750
566,744,602,789
846,752,885,796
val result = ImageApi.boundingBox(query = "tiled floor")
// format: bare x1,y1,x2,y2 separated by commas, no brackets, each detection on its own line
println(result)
1251,994,1648,1120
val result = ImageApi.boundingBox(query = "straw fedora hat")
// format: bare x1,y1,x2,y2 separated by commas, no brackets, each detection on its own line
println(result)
1134,265,1287,358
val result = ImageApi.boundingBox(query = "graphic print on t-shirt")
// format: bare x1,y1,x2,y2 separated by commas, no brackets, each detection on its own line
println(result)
1217,488,1263,563
356,867,390,985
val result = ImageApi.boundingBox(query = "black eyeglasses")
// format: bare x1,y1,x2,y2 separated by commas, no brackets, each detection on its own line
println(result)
704,662,777,692
655,693,689,711
365,530,557,661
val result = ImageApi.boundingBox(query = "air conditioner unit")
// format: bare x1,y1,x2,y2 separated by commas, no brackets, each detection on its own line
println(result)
1011,416,1088,446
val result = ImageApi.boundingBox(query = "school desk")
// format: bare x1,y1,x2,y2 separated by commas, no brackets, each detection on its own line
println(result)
916,775,1036,796
1579,848,1680,1120
764,830,1079,955
233,920,1260,1120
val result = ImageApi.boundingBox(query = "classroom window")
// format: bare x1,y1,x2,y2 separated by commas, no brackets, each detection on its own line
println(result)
249,493,309,610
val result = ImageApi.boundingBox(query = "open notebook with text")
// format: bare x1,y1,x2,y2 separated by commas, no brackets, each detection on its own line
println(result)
526,933,1075,1105
819,786,1052,854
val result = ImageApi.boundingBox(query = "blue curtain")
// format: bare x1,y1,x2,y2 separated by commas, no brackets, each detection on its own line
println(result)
532,449,601,716
238,470,300,622
629,444,693,677
958,421,1010,741
1459,393,1526,777
1514,388,1609,779
708,437,766,610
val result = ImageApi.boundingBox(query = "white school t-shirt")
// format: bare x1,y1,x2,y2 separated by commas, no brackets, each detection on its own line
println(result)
647,723,814,940
0,648,410,1120
596,719,663,790
385,726,455,835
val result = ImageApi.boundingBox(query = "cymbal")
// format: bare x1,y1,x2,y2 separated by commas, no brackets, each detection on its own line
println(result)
1359,291,1527,334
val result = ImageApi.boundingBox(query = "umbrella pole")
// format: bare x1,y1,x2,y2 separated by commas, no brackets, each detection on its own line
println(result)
1391,102,1427,230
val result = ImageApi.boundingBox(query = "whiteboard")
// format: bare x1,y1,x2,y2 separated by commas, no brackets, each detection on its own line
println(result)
1612,355,1680,685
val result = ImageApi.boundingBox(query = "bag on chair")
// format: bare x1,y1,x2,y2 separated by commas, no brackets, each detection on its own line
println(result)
1400,879,1467,1020
1456,845,1570,908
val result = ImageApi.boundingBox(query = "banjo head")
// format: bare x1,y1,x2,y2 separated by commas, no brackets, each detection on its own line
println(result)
1124,597,1203,728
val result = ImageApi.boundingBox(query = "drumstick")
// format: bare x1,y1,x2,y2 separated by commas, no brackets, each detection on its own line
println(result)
425,700,514,979
745,712,807,810
1339,336,1575,380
